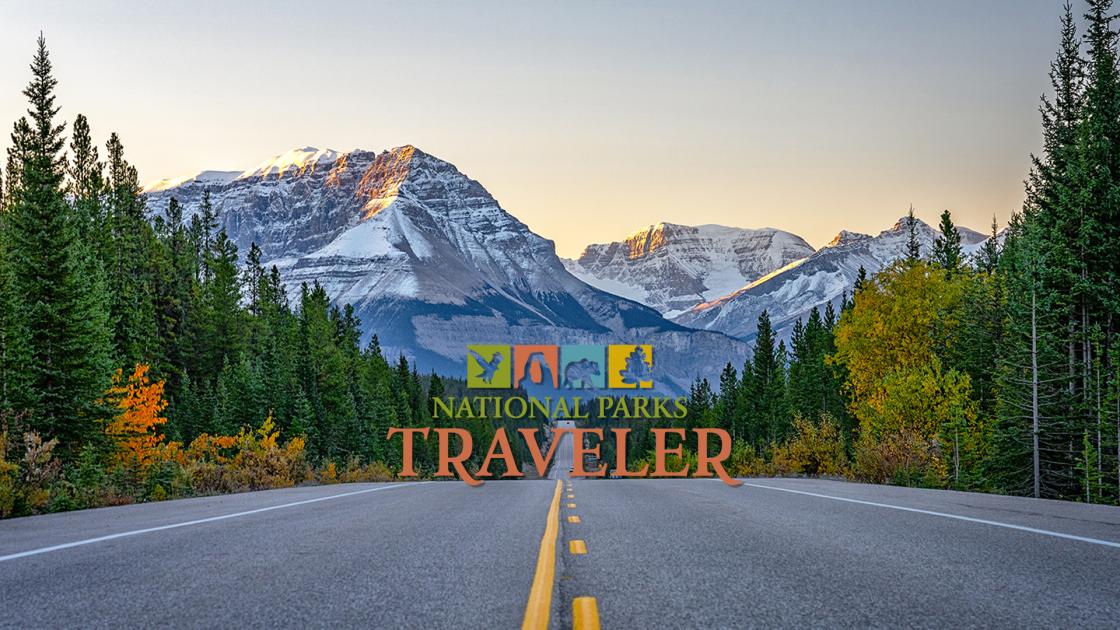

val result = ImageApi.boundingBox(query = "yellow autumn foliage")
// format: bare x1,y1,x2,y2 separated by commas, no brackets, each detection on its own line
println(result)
171,413,310,494
832,262,978,485
832,262,968,437
769,415,848,477
0,433,17,518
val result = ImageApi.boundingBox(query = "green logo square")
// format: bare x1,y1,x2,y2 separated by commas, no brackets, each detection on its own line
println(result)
467,345,511,388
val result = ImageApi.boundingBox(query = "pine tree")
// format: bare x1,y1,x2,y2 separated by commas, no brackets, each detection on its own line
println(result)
905,205,921,263
105,132,158,366
750,310,788,445
976,216,1001,274
1075,0,1120,501
853,266,868,293
932,209,963,273
715,362,740,436
2,36,113,453
991,0,1090,500
152,197,196,397
67,114,104,233
297,282,356,460
192,228,244,381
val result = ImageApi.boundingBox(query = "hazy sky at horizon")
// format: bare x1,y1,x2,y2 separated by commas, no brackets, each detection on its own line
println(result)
1,1,1062,256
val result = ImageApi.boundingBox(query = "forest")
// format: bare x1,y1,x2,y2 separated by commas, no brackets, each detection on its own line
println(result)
0,36,538,517
3,0,1120,517
662,1,1120,504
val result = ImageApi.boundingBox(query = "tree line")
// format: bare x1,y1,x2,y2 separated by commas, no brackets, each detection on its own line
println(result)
0,36,532,516
672,1,1120,503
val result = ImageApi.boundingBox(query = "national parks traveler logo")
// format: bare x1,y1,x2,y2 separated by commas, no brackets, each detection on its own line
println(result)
466,345,512,388
513,345,559,388
607,344,654,389
466,344,653,389
560,345,605,389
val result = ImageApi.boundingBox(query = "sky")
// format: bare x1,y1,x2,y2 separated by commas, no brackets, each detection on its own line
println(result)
0,0,1063,256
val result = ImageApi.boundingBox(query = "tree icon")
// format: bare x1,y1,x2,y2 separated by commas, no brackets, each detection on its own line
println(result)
620,346,653,386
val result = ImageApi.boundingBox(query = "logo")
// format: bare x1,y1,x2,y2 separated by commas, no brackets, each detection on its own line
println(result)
466,345,511,388
560,345,605,389
513,345,559,388
607,344,654,389
467,344,652,389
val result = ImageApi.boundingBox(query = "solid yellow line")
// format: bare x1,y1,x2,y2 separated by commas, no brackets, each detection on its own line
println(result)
521,479,563,630
568,515,581,524
569,539,587,555
573,597,601,630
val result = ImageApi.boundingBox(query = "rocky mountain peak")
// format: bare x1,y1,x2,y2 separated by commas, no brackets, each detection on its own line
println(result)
143,145,747,391
826,230,872,248
238,146,340,180
566,222,813,317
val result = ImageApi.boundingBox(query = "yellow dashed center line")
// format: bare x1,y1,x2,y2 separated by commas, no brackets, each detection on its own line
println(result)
567,503,576,508
569,539,587,555
573,597,601,630
567,515,581,524
520,480,562,630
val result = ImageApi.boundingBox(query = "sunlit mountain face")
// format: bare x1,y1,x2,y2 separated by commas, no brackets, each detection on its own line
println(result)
144,145,749,392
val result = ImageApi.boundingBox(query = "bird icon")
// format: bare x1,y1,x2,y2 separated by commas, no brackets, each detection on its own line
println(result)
468,349,504,384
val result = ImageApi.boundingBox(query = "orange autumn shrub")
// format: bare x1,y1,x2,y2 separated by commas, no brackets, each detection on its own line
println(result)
104,364,168,472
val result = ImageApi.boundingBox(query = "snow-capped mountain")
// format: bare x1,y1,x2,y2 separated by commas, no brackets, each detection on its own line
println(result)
564,223,813,317
143,145,749,392
672,216,992,341
143,170,240,193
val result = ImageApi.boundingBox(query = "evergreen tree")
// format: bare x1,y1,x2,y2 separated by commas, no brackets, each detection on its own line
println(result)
932,209,963,273
2,36,112,453
715,362,740,436
750,310,788,445
192,228,244,381
992,1,1089,499
66,114,104,233
976,216,1002,274
905,205,921,263
105,132,158,366
853,266,868,293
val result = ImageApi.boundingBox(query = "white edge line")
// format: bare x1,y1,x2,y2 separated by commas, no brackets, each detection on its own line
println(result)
0,482,426,562
743,482,1120,550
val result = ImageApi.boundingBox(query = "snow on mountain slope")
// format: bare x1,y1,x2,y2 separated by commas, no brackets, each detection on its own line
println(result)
144,146,748,391
564,223,814,317
239,147,340,179
673,216,993,341
143,170,240,193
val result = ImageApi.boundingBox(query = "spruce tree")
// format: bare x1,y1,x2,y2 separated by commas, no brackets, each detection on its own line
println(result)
976,216,1001,274
932,209,963,273
992,1,1088,499
105,132,158,366
67,114,104,233
750,310,787,445
3,36,112,452
905,205,921,263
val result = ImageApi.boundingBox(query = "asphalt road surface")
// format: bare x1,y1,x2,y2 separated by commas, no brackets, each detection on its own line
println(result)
547,420,576,481
3,448,1119,628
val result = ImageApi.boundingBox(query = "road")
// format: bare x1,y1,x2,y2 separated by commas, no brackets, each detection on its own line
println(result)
2,444,1119,628
546,420,576,480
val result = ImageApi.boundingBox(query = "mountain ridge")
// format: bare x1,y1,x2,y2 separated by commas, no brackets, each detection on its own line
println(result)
564,221,813,317
673,215,996,341
144,145,749,392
